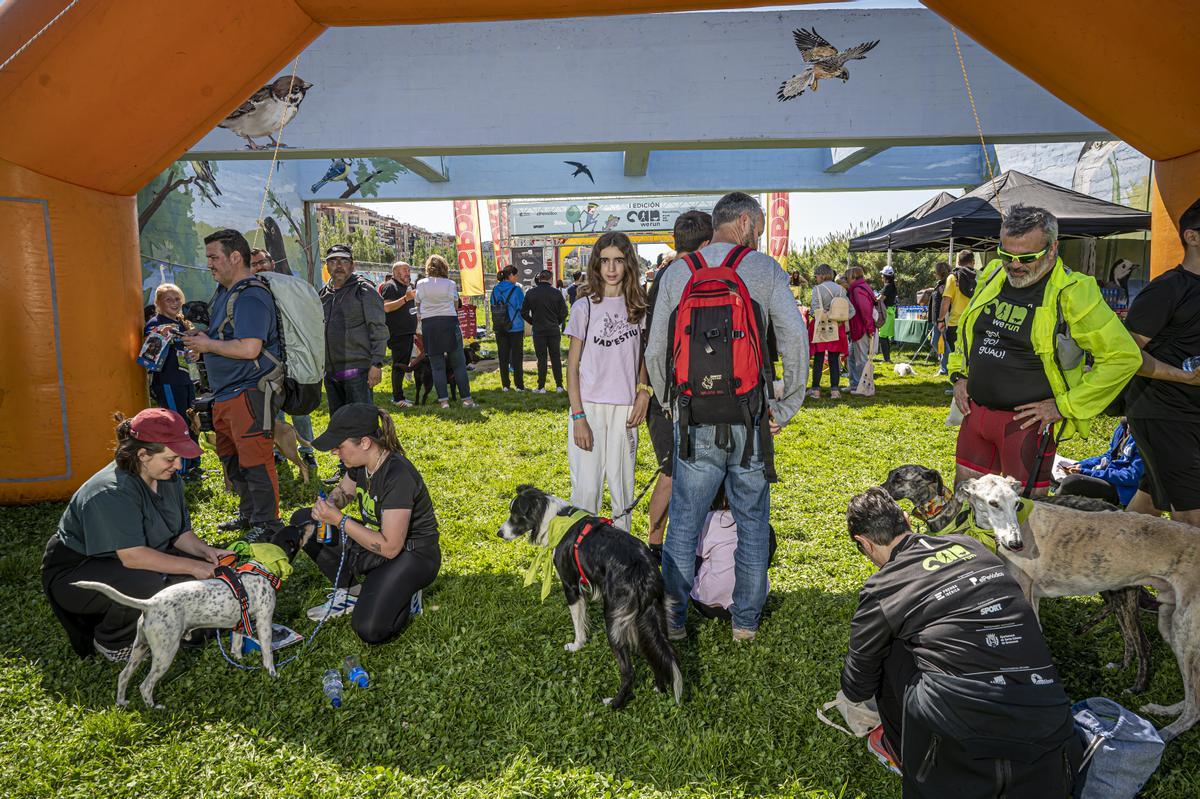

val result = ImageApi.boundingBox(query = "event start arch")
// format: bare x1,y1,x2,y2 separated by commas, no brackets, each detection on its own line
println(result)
0,0,1196,502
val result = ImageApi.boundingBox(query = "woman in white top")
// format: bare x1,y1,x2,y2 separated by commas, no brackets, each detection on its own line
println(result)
414,255,475,408
565,231,651,530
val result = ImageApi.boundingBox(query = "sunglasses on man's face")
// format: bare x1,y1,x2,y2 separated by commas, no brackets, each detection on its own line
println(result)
996,246,1050,265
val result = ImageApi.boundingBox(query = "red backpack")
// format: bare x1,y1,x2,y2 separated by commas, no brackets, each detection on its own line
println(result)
669,245,777,480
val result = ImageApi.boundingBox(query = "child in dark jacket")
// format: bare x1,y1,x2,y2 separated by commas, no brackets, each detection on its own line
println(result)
1057,418,1144,507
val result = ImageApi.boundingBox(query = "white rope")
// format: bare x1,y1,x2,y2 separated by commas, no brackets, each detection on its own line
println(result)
951,26,1000,211
0,0,81,73
252,56,302,249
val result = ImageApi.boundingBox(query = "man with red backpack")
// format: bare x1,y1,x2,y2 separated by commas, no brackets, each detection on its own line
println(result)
646,192,807,642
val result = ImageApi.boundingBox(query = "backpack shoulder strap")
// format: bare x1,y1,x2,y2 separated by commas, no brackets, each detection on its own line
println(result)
683,252,708,274
720,245,752,271
214,276,269,339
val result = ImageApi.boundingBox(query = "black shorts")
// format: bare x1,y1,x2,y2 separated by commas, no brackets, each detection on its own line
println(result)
1129,417,1200,512
646,402,674,478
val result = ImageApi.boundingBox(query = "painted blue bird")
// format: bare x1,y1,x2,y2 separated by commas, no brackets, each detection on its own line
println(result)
310,158,352,193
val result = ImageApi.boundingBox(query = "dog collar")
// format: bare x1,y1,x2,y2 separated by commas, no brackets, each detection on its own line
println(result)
918,486,955,522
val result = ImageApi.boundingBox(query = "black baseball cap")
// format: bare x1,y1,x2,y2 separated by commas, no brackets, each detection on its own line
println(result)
311,403,382,450
324,243,353,261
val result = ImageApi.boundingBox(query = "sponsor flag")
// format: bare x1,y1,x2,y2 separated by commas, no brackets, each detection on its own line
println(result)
454,199,485,296
767,192,790,268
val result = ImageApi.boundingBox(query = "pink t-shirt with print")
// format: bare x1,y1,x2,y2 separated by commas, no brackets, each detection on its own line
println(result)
565,296,642,405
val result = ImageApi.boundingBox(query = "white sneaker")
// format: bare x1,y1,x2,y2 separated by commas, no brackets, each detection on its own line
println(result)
556,387,565,393
532,388,547,394
501,387,510,392
306,588,358,621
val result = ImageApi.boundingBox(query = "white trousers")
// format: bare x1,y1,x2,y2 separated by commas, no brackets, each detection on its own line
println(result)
568,400,638,531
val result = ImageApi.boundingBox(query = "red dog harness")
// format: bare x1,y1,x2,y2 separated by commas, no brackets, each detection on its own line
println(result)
571,517,611,589
213,560,281,638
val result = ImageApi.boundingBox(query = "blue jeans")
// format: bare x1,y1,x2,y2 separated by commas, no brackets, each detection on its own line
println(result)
663,422,771,632
423,316,472,402
324,371,372,417
275,411,314,455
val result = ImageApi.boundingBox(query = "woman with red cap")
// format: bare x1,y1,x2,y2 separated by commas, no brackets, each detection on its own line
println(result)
41,408,232,662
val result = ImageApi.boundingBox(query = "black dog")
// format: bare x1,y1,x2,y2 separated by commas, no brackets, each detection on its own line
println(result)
498,485,683,709
411,341,483,405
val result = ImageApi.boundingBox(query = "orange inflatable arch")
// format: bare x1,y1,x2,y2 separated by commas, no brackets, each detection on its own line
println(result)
0,0,1196,502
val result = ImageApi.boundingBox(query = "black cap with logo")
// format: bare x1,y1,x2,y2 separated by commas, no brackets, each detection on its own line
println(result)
311,403,382,450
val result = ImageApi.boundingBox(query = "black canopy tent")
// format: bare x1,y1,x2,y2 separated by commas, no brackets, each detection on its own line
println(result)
848,191,958,252
877,170,1151,253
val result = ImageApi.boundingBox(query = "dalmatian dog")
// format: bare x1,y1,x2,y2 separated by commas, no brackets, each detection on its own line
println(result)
72,573,277,709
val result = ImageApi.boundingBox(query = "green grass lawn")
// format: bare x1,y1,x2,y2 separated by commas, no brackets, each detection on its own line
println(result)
2,351,1198,798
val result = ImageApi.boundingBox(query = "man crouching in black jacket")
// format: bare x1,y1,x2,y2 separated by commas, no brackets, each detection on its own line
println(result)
841,488,1081,798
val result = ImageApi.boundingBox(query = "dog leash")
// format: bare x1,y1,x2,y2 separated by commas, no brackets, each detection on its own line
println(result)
214,534,349,672
614,454,670,521
1022,424,1062,500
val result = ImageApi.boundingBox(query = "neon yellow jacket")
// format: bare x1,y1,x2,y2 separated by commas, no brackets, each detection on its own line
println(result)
948,258,1140,439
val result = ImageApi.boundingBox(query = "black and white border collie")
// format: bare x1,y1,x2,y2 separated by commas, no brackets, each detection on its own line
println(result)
498,485,683,709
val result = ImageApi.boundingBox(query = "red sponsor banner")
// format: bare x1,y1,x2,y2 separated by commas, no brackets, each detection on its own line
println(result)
457,302,478,342
767,192,790,268
498,201,511,271
486,200,504,271
453,199,485,296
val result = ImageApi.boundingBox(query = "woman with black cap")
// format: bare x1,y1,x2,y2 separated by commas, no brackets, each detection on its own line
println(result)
41,408,231,662
277,403,441,644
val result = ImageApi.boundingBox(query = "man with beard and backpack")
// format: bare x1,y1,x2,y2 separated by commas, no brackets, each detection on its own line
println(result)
647,192,807,642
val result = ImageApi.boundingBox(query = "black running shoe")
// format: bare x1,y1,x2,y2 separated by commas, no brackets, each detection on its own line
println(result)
322,469,346,486
217,515,252,532
301,453,318,472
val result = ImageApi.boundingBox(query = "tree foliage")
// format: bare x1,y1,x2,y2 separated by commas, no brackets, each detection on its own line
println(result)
791,223,953,305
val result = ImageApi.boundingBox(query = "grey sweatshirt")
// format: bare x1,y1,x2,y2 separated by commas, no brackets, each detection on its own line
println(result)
647,242,809,426
320,272,389,371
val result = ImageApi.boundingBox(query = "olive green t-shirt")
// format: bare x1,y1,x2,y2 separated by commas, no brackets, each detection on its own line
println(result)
56,461,191,557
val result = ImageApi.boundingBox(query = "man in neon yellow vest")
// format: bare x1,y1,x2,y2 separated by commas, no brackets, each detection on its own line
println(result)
948,204,1140,495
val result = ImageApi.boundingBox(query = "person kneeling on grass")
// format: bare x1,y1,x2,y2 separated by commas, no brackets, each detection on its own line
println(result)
272,403,440,644
841,488,1081,798
42,409,232,662
689,485,777,619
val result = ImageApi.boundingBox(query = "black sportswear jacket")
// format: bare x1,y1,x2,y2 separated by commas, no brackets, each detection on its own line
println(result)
841,533,1061,703
521,282,568,336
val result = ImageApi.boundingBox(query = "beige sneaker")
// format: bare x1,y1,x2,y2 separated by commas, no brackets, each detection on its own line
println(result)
732,627,757,643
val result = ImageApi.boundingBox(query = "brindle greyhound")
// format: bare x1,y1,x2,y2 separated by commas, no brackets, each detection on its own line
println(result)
885,465,1200,743
882,465,1149,694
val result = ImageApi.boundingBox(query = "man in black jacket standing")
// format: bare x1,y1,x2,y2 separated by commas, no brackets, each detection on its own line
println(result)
319,245,388,483
841,488,1080,797
521,269,569,393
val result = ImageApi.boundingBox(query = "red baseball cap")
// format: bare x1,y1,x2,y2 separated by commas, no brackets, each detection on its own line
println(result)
129,408,202,459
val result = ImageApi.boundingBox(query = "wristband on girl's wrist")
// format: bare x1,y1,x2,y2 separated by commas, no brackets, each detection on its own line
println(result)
570,411,587,421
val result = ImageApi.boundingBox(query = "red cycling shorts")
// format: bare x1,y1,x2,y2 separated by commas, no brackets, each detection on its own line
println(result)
955,400,1056,490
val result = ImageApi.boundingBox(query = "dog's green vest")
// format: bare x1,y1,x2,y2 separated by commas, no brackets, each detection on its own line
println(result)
523,509,590,601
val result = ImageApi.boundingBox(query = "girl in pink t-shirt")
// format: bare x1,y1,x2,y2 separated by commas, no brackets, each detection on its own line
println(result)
565,232,650,531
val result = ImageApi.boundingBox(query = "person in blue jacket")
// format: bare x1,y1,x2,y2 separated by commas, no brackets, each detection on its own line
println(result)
1058,418,1144,507
492,266,527,391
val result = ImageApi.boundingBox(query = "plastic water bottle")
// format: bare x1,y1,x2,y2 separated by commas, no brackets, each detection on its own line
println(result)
317,490,333,544
1183,356,1200,373
322,669,343,708
410,589,423,618
343,655,369,688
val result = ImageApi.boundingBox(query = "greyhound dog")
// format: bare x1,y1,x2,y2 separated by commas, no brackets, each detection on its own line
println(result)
72,573,278,708
882,464,1151,695
953,473,1200,743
